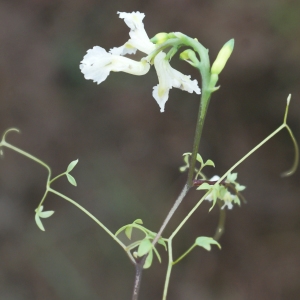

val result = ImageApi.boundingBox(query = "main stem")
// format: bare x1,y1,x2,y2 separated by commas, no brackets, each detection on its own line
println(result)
187,89,211,187
131,37,212,300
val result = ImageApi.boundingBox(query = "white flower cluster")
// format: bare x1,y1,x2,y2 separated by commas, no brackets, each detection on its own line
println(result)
80,12,201,112
203,174,245,210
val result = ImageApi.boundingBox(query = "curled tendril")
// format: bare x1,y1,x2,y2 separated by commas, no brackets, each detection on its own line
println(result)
1,128,20,143
281,95,299,177
281,125,299,177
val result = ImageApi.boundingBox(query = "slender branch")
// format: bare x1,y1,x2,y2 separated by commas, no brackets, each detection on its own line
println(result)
1,141,51,181
132,258,143,300
152,184,189,246
49,173,66,184
172,244,195,265
47,187,135,261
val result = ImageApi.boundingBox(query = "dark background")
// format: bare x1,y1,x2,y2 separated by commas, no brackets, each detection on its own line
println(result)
0,0,300,299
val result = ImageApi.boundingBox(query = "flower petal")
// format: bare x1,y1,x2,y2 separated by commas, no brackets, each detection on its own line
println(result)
80,46,112,84
80,46,150,84
116,11,155,55
152,52,173,112
152,52,201,112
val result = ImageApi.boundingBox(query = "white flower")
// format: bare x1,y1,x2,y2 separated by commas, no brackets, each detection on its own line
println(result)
80,11,201,112
110,12,155,55
152,52,201,112
80,46,150,84
221,191,234,210
204,175,234,210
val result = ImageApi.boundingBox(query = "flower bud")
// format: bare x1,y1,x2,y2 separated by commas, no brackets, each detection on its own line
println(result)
151,32,169,44
211,39,234,75
180,49,199,67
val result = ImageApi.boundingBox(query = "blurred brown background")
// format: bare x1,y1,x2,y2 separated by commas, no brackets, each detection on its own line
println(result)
0,0,300,299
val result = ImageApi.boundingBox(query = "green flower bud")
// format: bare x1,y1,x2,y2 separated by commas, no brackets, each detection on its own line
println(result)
179,49,193,60
211,39,234,75
180,49,199,67
151,32,169,44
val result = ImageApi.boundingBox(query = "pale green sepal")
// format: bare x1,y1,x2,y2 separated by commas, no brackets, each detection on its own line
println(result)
195,236,221,251
137,239,152,257
143,249,153,269
67,159,79,173
66,173,77,186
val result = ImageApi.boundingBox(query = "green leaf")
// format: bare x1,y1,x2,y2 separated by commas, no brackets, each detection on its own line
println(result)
182,152,192,156
125,226,133,240
196,153,203,164
179,166,188,172
67,159,79,173
227,172,237,182
158,238,167,250
34,205,54,231
35,214,45,231
133,219,143,225
153,246,161,263
196,183,212,190
143,249,153,269
218,186,227,199
195,236,221,251
115,225,128,236
235,184,246,191
39,211,54,218
204,159,215,167
137,239,152,257
233,195,241,206
66,173,77,186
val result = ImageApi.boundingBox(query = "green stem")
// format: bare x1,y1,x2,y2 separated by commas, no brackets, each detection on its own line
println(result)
187,91,211,187
49,173,66,184
1,141,51,180
172,243,196,265
217,124,285,183
162,239,173,300
47,187,135,263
